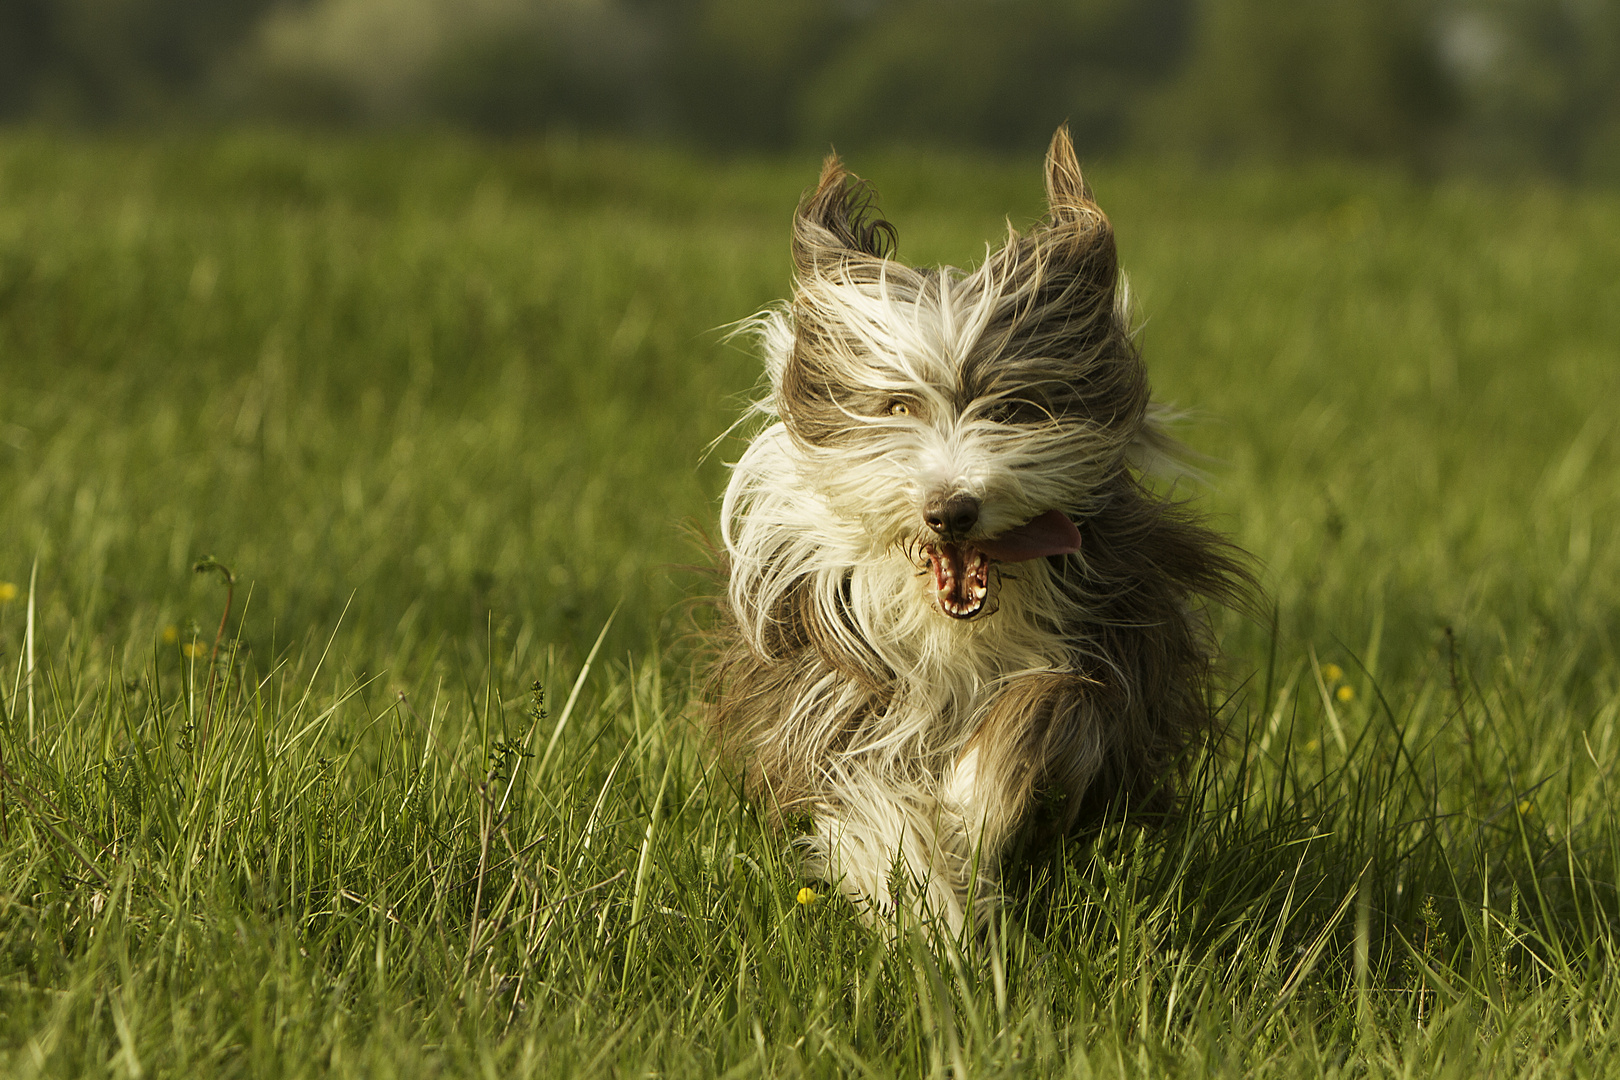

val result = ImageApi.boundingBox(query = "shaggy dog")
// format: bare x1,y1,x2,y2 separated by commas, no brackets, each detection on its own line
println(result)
710,126,1249,933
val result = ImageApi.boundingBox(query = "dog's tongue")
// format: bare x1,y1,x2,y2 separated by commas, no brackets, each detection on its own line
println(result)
977,509,1081,562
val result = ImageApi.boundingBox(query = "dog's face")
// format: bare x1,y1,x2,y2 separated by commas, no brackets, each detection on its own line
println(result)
767,130,1149,621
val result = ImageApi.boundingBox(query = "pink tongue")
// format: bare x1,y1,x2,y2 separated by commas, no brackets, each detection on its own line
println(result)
976,509,1081,562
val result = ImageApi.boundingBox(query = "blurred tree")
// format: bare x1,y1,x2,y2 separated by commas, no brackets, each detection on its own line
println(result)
0,0,277,121
249,0,654,131
1439,0,1620,180
424,3,653,133
2,0,1616,184
653,0,850,149
1144,0,1456,166
0,0,54,118
799,0,1192,153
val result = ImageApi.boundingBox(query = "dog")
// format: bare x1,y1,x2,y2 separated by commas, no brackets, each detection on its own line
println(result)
709,126,1249,934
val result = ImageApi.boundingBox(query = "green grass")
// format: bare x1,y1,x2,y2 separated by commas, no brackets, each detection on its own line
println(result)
1,130,1618,1077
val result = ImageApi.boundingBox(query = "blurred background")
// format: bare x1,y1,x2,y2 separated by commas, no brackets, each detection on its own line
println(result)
2,0,1618,180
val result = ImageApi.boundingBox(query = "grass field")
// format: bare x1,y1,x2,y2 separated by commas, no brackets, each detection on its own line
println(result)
1,131,1618,1077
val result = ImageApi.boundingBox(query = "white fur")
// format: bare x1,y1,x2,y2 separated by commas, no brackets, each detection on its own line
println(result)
721,265,1131,933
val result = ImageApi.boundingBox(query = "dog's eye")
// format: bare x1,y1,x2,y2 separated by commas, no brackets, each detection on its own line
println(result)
980,399,1044,424
887,401,911,417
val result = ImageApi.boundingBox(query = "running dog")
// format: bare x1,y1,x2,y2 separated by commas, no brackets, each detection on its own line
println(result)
710,126,1249,933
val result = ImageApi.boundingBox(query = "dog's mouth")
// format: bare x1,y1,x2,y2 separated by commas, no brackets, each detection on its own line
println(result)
922,510,1082,621
925,542,991,619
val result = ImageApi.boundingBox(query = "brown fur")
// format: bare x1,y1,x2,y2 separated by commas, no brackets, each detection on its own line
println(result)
706,125,1254,923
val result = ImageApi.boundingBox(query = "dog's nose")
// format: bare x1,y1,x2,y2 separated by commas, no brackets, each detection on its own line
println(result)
925,494,980,538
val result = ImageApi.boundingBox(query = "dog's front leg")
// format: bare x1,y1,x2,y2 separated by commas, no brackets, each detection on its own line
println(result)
802,775,976,935
945,673,1106,873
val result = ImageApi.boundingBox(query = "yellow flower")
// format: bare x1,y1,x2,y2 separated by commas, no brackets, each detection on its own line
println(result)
796,887,820,906
181,641,208,659
1321,663,1343,682
1517,799,1533,816
1336,685,1355,703
162,625,179,644
1303,739,1320,753
0,582,17,604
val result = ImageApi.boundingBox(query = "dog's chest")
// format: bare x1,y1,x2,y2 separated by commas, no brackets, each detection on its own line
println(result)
878,606,1062,754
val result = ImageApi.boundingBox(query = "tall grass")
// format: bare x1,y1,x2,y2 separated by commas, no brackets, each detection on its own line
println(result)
0,132,1616,1076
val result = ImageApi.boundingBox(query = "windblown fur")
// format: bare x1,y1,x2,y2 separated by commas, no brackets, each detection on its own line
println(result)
709,126,1250,934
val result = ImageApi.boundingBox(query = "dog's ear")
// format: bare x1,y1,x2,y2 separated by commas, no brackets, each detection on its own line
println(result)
964,124,1124,390
1032,123,1117,297
792,154,897,277
1043,124,1102,227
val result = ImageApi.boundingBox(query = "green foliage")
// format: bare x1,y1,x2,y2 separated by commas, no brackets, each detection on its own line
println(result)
1144,0,1455,165
659,0,850,150
799,0,1189,153
0,0,278,121
1442,0,1620,180
1,133,1619,1075
7,0,1620,179
420,2,657,136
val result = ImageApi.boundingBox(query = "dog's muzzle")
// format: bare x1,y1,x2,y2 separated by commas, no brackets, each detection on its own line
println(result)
920,509,1084,621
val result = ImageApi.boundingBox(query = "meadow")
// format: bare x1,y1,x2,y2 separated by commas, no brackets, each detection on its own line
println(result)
0,131,1617,1077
